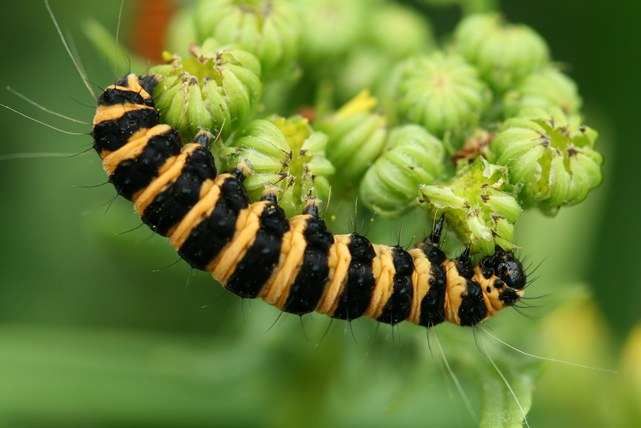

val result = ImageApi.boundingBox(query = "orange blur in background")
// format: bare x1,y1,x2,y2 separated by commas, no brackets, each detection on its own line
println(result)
131,0,176,62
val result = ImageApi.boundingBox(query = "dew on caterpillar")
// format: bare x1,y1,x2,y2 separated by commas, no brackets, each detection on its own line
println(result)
91,72,528,329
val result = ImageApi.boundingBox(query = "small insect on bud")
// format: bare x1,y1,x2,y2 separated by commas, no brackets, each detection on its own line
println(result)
490,108,603,216
453,13,550,92
419,158,523,256
384,52,491,148
360,125,445,217
150,39,262,141
223,115,334,217
188,0,300,78
503,66,583,118
319,91,387,184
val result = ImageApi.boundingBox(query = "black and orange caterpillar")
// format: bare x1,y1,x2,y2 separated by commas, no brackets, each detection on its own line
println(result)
92,74,527,328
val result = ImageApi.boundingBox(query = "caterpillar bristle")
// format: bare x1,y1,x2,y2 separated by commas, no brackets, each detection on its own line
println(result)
44,0,96,99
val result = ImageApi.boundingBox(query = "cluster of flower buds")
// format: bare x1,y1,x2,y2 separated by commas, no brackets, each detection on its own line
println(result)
129,1,606,255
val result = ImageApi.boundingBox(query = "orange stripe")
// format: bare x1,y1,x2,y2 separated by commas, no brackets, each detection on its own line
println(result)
169,174,231,249
132,144,199,214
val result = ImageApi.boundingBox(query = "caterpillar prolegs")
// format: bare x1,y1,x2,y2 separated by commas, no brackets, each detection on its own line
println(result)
92,74,526,328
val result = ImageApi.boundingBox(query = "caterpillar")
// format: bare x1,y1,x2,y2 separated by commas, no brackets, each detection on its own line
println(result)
92,73,527,328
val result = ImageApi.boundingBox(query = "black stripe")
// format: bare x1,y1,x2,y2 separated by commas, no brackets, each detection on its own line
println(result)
226,202,290,298
418,251,446,328
112,75,157,97
332,234,376,321
458,280,487,326
141,146,217,236
138,75,158,98
93,108,160,153
110,129,182,200
377,247,414,325
98,88,150,107
178,176,248,270
283,216,334,315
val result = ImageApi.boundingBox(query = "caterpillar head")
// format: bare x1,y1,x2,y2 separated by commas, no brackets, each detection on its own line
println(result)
445,247,526,327
477,247,527,312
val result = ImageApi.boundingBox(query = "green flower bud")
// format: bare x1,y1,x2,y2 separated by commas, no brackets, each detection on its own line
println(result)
454,14,550,92
367,3,435,59
150,39,262,141
503,66,582,118
336,4,435,101
360,125,445,217
294,0,367,67
319,91,387,184
191,0,300,77
385,53,491,145
336,48,389,103
490,108,603,215
419,158,523,255
223,116,334,216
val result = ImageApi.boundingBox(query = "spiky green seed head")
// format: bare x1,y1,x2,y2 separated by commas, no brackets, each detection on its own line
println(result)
385,52,491,147
454,13,550,92
150,39,262,141
490,108,603,216
190,0,300,78
503,66,582,118
419,158,523,255
223,116,334,216
360,125,445,217
319,91,388,185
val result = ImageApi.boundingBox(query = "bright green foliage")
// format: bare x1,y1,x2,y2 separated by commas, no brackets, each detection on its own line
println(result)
147,0,605,255
150,39,262,140
490,108,603,216
360,125,444,217
420,159,523,255
454,14,550,92
223,116,334,216
385,53,491,146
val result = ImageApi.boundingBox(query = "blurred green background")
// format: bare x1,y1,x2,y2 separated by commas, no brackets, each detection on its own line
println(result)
1,1,640,427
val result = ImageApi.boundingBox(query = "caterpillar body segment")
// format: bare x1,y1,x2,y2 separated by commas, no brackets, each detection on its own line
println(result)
92,74,526,329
